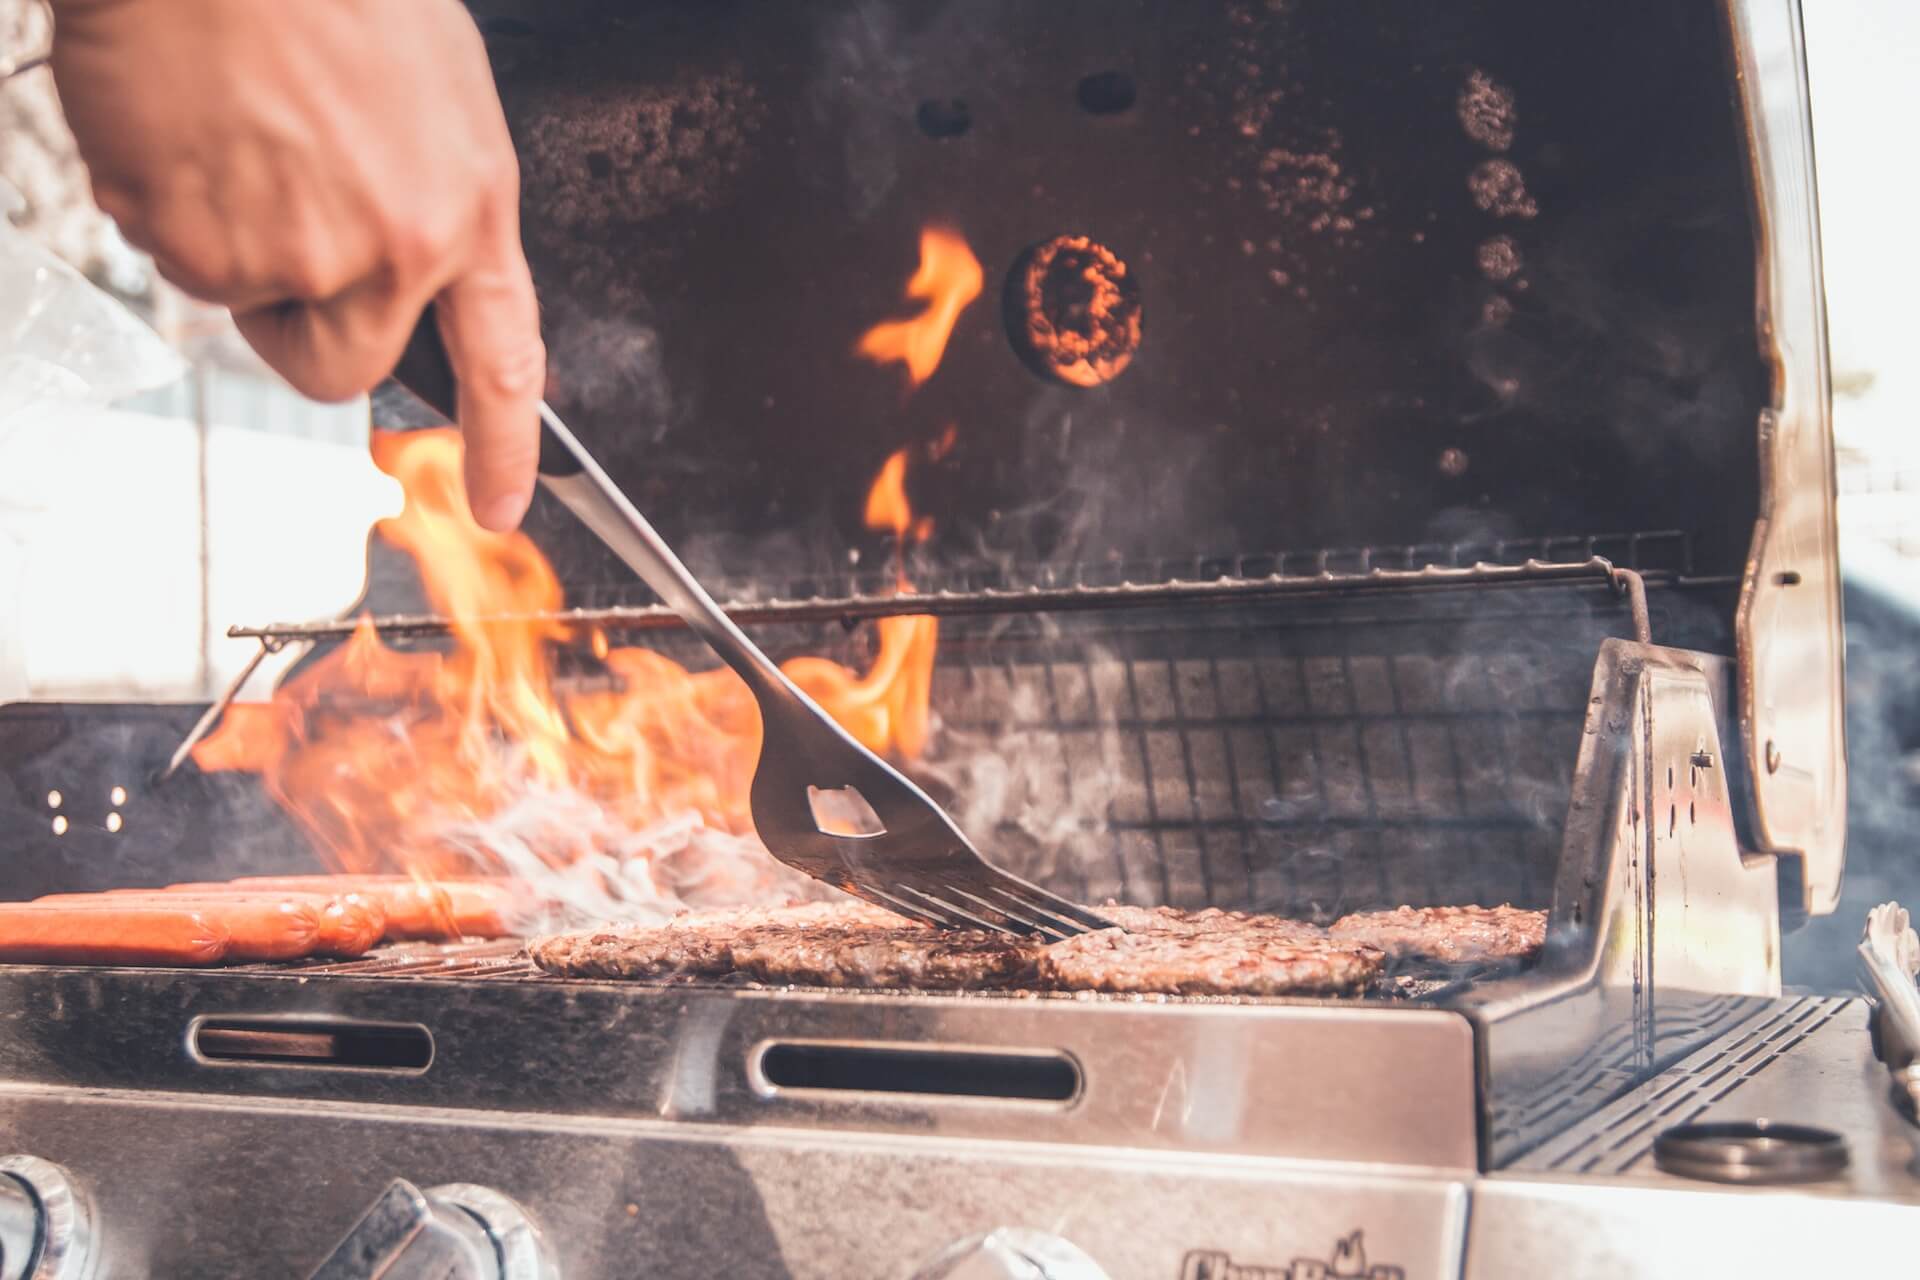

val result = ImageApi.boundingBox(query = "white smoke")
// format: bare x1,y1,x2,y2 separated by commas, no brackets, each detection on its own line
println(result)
433,785,834,931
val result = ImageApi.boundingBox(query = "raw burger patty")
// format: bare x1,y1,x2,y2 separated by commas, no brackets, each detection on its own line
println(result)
1327,904,1546,965
531,901,1382,996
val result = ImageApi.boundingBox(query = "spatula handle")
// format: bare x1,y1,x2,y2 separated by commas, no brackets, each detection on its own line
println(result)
387,307,582,477
382,306,792,696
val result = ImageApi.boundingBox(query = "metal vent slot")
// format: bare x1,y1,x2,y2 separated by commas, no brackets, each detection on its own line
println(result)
754,1042,1079,1103
190,1018,434,1072
1507,997,1851,1173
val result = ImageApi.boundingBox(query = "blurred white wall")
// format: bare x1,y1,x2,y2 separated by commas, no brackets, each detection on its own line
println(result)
0,394,399,703
1804,1,1920,557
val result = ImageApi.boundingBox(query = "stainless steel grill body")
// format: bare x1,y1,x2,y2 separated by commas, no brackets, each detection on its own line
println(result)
0,632,1888,1276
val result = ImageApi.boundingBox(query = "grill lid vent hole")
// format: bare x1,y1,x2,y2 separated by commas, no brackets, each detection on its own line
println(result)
1076,70,1137,115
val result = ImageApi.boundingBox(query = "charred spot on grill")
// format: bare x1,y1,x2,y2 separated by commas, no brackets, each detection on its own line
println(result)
1075,71,1136,116
1002,235,1143,388
915,98,972,139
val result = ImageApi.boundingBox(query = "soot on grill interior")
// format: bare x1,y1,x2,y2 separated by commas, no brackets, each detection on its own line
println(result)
1003,235,1142,388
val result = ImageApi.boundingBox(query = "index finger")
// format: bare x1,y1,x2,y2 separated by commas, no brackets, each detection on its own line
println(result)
435,232,545,533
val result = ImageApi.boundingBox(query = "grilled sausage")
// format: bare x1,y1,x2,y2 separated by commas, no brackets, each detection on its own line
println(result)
158,876,527,940
37,892,324,961
0,903,231,966
107,886,386,955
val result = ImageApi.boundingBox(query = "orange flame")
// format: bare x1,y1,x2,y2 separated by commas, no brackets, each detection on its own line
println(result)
195,431,940,882
788,445,938,758
854,227,983,386
198,226,963,907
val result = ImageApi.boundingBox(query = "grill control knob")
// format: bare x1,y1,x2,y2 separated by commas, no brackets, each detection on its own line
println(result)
306,1179,558,1280
0,1156,94,1280
910,1230,1109,1280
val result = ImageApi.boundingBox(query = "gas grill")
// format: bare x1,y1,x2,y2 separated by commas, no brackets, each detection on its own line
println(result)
0,1,1908,1277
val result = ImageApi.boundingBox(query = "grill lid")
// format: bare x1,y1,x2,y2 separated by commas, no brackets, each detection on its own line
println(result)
445,0,1768,600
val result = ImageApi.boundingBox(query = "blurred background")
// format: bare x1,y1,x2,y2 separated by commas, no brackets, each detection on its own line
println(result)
1,1,1916,966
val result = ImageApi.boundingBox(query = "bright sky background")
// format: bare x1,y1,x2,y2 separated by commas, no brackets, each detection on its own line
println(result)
1805,1,1920,457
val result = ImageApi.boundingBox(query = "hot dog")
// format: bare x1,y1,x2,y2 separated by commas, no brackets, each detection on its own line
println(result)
102,887,385,955
213,876,528,939
0,903,231,966
38,892,323,962
155,876,529,940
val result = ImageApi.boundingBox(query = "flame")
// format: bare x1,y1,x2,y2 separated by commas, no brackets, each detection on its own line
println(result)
855,227,983,386
788,445,937,758
865,448,914,538
195,431,940,892
198,226,965,915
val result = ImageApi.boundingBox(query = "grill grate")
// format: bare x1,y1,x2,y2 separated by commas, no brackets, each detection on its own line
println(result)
924,587,1613,918
233,940,539,980
190,555,1674,923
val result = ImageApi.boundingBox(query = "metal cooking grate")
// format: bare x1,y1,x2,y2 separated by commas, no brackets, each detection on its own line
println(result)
207,551,1676,923
919,584,1625,919
231,940,540,980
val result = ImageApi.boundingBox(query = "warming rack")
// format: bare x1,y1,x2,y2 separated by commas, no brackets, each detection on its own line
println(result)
164,555,1651,782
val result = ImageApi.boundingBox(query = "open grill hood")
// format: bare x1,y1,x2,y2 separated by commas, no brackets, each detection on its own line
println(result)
401,0,1839,913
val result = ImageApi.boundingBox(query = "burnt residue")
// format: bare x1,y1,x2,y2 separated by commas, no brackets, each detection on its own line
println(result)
449,0,1763,610
1002,234,1143,388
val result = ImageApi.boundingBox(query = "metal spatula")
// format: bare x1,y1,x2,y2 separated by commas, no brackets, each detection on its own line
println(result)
385,314,1114,940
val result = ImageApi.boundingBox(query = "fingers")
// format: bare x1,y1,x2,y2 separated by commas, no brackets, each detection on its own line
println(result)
229,166,544,534
232,278,423,406
435,225,545,533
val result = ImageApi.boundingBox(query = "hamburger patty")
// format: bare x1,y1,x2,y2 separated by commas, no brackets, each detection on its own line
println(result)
1036,923,1381,996
1328,903,1546,965
729,925,1041,989
528,901,903,980
530,901,1385,996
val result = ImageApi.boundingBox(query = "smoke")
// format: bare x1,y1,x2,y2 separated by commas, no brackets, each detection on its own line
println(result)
915,645,1130,896
435,788,837,931
1782,550,1920,992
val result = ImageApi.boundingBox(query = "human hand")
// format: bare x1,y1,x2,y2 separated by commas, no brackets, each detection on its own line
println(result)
50,0,543,530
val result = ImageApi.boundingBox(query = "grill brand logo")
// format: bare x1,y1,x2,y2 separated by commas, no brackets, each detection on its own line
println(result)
1180,1231,1404,1280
